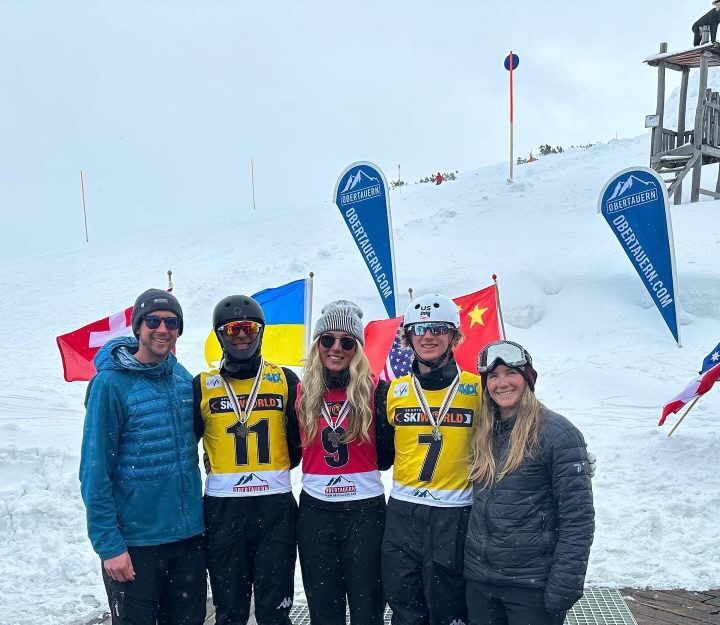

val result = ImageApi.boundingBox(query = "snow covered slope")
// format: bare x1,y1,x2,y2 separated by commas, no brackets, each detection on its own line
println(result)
1,133,719,625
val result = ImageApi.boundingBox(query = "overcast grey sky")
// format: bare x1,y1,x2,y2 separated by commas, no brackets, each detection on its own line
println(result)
0,0,704,255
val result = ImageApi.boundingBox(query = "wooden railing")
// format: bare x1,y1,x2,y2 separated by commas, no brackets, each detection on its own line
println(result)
701,90,720,148
658,128,693,152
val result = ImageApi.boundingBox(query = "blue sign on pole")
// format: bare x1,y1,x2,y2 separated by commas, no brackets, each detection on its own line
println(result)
504,53,519,70
333,161,398,317
598,166,680,344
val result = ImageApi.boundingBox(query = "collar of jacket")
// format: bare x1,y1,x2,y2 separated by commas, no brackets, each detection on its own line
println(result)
412,355,459,391
221,350,262,379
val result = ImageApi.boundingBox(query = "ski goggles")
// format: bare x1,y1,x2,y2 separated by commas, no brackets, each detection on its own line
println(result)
477,340,531,373
143,315,181,331
217,320,263,337
407,322,455,336
319,334,357,351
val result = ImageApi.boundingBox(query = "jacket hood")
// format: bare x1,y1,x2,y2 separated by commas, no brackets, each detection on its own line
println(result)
94,336,176,377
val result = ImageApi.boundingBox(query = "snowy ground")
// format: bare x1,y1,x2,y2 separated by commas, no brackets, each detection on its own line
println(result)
1,133,719,625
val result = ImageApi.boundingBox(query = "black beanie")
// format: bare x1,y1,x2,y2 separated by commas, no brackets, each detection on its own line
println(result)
131,289,184,336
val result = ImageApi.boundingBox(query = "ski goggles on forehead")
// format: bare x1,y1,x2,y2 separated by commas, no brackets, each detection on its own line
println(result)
217,320,263,337
319,334,357,351
143,315,180,330
477,340,531,373
407,322,455,336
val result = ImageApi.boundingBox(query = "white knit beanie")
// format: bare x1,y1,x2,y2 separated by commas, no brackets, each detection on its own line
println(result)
313,300,365,345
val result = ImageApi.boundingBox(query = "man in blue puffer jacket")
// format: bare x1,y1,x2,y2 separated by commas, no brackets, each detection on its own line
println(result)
80,289,206,625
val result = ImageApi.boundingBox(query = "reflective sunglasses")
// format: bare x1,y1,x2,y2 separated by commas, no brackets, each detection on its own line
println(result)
143,315,181,331
407,322,454,336
319,334,357,351
218,320,263,337
477,340,531,373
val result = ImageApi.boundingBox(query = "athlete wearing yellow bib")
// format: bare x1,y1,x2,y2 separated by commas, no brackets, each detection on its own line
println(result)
387,368,478,506
382,294,482,625
193,295,301,625
199,362,292,497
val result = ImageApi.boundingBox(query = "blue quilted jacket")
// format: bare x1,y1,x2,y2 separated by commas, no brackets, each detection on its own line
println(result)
79,337,203,560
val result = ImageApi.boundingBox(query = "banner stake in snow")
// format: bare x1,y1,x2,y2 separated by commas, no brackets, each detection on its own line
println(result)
333,161,399,317
598,166,681,345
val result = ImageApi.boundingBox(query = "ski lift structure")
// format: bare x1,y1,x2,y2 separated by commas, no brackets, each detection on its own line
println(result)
645,26,720,204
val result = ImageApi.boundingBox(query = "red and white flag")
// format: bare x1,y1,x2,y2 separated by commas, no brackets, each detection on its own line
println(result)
659,362,720,425
56,306,133,382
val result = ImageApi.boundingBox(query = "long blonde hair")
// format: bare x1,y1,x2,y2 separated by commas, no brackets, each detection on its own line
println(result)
297,339,375,446
469,384,543,487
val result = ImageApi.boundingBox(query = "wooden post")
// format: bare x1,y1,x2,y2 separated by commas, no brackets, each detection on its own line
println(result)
652,43,668,159
675,67,690,204
691,51,709,202
492,274,507,339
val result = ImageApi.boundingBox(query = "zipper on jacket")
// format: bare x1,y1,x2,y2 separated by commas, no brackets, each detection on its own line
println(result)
165,375,189,531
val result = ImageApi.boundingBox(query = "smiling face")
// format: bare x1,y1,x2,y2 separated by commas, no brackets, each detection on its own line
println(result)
135,310,178,363
486,364,527,418
409,326,453,366
318,331,357,373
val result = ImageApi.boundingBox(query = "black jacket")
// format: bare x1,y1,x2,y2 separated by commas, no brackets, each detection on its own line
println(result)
464,407,594,612
692,9,720,46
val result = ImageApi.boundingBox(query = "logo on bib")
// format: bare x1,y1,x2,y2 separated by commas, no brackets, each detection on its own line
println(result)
394,382,409,397
205,375,221,389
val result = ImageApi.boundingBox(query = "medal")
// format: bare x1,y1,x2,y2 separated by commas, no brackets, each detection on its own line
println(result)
328,430,342,448
411,367,460,443
321,399,349,448
221,359,265,438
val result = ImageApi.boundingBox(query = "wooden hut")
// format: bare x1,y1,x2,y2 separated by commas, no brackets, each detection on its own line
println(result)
645,32,720,204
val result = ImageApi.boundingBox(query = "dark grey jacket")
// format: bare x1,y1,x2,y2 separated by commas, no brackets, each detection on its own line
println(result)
464,407,594,612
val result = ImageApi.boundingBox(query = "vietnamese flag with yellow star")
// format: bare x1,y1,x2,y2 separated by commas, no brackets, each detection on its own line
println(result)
363,284,502,377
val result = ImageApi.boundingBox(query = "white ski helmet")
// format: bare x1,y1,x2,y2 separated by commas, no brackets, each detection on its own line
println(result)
403,293,460,328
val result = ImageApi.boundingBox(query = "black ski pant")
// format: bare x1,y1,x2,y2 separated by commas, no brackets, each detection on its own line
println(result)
381,497,470,625
102,534,206,625
205,492,297,625
297,491,386,625
466,581,566,625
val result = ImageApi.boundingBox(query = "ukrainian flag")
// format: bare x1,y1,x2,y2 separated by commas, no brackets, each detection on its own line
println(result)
204,279,309,367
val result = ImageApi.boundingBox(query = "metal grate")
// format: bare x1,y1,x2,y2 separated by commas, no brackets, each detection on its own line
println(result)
565,588,638,625
289,588,637,625
288,604,393,624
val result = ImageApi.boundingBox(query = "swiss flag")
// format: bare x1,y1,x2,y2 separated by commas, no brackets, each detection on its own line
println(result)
56,307,133,382
364,285,502,378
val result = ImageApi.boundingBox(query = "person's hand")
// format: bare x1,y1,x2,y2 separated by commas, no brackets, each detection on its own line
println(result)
587,452,597,478
103,551,135,582
204,452,211,474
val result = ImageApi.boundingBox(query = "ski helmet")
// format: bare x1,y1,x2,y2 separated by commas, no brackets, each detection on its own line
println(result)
403,293,460,328
402,293,460,370
213,295,265,361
